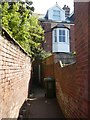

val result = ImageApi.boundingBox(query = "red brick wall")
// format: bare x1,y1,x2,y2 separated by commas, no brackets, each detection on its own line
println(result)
42,55,78,118
41,54,88,118
40,22,52,52
55,63,77,118
41,2,89,117
89,2,90,118
70,25,75,52
42,33,88,118
0,31,31,118
41,55,54,78
75,1,89,118
55,2,89,118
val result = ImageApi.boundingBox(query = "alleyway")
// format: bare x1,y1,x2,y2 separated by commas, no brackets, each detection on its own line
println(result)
18,85,65,119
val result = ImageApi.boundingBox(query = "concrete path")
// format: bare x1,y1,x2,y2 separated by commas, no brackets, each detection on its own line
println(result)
18,85,65,119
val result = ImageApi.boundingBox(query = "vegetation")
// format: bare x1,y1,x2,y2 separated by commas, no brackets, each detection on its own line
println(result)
0,1,50,60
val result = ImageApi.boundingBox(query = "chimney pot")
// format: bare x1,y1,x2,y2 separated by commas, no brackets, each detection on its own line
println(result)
63,5,70,18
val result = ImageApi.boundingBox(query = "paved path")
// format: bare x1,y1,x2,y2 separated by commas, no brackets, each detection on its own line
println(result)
18,85,65,119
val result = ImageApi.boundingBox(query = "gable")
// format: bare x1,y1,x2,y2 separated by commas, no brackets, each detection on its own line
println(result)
48,3,65,13
46,4,65,21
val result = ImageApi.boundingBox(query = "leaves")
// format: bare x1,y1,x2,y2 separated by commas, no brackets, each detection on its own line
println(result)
1,2,44,60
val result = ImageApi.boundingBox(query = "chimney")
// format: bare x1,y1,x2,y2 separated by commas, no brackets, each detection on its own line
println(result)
63,5,70,18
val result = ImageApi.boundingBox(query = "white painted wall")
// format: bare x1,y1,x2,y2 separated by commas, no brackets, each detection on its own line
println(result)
52,43,70,52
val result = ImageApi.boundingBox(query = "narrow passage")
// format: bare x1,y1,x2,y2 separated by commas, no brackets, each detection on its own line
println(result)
18,85,65,119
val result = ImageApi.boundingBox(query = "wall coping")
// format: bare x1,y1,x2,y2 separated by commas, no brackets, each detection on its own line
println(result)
59,60,76,68
1,27,31,58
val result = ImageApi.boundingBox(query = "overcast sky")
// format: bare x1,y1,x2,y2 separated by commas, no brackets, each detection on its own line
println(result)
32,0,74,14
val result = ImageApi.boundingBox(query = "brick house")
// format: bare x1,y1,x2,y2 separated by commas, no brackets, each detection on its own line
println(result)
39,3,75,53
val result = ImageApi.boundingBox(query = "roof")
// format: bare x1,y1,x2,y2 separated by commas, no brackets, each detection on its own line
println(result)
45,2,65,20
39,5,74,24
39,18,73,25
48,2,65,13
45,10,48,19
66,12,74,23
52,23,70,30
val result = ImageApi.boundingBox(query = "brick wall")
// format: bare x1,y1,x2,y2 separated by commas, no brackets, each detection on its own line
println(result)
70,25,75,52
75,1,89,118
42,51,88,118
54,63,77,118
40,22,52,52
41,55,54,79
41,55,78,118
41,54,88,118
0,29,31,119
89,2,90,118
41,1,89,118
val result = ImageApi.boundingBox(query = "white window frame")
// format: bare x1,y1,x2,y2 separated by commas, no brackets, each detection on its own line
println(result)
53,29,57,42
53,28,69,44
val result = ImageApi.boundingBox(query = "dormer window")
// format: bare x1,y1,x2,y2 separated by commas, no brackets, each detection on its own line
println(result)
53,10,60,20
45,3,65,21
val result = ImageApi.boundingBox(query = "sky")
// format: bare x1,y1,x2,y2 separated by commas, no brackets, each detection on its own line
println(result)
32,0,74,14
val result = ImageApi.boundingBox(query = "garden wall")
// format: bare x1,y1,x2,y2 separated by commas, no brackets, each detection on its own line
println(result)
0,28,31,119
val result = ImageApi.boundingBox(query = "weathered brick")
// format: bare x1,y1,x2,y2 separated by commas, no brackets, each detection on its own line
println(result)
57,2,89,118
41,3,89,117
0,30,31,119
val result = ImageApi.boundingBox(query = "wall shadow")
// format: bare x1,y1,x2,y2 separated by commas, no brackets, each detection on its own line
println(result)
17,99,31,119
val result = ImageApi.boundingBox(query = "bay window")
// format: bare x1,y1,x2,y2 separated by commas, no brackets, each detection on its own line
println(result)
52,27,70,52
54,29,57,42
53,28,69,43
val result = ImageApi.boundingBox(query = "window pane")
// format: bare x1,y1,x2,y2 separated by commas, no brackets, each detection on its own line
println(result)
55,36,57,42
59,30,61,35
59,36,62,42
55,30,56,35
59,29,66,42
62,30,65,35
63,36,65,42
